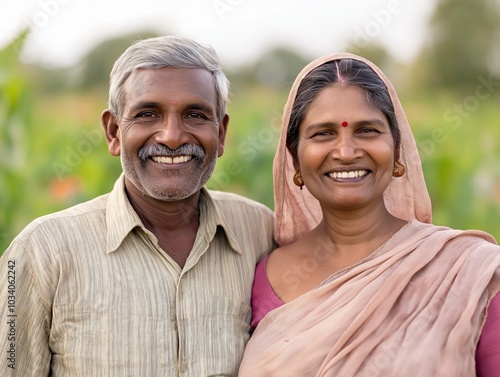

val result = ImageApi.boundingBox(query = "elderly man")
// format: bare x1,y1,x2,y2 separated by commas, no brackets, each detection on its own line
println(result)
0,36,274,376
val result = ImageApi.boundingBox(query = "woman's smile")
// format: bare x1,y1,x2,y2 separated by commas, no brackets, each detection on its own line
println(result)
327,169,370,180
297,84,395,208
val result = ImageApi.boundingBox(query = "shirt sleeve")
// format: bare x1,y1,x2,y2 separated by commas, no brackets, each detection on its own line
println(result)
0,240,52,376
476,291,500,377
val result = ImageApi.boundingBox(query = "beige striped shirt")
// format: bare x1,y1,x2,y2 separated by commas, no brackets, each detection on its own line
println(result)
0,175,275,376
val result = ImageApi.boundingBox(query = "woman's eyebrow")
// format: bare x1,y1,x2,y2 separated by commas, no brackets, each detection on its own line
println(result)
305,118,386,128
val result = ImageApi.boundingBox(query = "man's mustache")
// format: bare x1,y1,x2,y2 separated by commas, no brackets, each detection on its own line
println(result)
138,144,205,163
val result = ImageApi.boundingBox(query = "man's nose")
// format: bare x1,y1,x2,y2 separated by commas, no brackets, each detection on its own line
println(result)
154,115,190,150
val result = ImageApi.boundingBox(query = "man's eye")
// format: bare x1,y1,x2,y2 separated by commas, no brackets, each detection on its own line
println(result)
137,111,156,118
186,112,207,119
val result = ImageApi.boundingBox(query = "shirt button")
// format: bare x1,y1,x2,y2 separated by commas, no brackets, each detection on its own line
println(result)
179,363,187,374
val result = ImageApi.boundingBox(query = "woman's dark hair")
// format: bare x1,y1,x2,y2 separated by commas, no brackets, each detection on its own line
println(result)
286,59,400,162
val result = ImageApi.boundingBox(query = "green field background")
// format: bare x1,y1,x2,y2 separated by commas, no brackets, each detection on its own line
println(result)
1,35,500,255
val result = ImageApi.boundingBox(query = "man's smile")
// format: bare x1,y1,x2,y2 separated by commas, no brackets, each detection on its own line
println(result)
151,155,193,164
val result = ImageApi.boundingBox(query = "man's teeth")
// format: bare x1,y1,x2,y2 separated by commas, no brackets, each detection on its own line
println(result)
152,155,193,164
329,170,368,179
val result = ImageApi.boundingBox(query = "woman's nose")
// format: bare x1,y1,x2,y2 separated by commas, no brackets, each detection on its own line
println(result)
330,134,362,162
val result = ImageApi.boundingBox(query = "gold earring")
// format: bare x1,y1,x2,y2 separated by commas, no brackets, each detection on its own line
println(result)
293,170,304,190
393,161,405,177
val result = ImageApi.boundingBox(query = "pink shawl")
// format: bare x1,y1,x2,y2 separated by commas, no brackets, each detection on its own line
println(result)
273,52,432,246
238,53,500,376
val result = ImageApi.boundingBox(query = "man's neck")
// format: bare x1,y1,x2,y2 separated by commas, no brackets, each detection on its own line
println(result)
124,182,202,268
130,192,200,231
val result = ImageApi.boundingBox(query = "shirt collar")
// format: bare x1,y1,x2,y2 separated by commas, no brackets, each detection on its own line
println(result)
105,174,144,253
198,188,243,255
105,174,242,254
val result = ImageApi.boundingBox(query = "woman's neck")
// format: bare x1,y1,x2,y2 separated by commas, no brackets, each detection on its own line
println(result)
314,204,406,260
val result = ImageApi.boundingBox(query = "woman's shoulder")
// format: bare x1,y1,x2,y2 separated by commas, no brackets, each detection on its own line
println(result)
266,241,304,272
265,236,326,303
405,220,498,247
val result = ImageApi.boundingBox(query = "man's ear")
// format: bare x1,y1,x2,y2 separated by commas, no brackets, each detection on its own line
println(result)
102,109,121,156
217,113,230,157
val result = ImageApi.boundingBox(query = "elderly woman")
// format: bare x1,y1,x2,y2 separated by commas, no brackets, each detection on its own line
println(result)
238,53,500,376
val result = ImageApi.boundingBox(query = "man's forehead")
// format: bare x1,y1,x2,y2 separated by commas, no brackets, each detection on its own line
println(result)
127,66,212,84
122,67,216,109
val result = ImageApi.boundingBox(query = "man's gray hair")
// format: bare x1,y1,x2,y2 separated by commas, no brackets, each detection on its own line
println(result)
108,35,230,121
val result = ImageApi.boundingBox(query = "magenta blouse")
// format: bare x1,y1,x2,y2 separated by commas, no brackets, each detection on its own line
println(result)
251,255,500,376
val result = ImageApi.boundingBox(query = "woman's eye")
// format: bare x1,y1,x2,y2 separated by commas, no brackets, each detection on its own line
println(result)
358,128,380,135
312,130,333,137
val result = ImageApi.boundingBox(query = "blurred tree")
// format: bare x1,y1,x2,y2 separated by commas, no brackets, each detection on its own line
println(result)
21,30,162,95
345,43,410,89
32,65,75,93
78,30,160,91
419,0,500,92
250,47,310,90
347,43,393,71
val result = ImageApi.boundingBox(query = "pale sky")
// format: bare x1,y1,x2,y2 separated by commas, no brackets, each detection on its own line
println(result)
0,0,436,69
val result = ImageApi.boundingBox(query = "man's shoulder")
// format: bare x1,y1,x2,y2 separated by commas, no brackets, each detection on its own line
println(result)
14,193,110,242
206,190,275,254
207,190,273,217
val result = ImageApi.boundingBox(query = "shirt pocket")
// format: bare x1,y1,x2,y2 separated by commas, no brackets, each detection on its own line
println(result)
180,296,251,376
50,303,177,376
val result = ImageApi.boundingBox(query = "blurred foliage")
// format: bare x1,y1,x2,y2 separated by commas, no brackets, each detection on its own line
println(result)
78,30,160,92
0,33,122,254
29,30,162,95
251,47,310,89
404,90,500,238
418,0,500,93
226,47,309,94
2,2,500,256
207,85,286,206
347,43,394,72
1,31,34,253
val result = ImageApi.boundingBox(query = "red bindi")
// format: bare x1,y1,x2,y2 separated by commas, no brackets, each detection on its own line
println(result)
341,121,348,127
170,101,177,105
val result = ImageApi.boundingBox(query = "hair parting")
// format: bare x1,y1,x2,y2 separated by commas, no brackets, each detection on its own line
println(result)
335,61,345,83
286,58,400,162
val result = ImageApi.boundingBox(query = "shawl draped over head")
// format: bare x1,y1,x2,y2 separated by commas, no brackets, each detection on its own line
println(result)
238,53,500,377
273,52,432,246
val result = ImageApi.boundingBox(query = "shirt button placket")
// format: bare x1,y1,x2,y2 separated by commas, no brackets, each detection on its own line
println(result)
179,361,187,374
